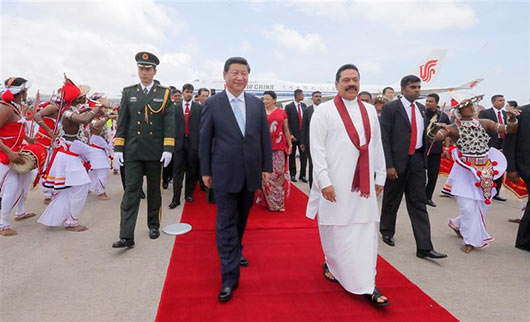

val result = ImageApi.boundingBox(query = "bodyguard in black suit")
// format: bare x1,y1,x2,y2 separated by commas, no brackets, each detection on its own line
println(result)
285,89,308,182
169,83,203,208
504,104,530,251
478,94,507,201
424,93,451,207
379,75,446,259
200,57,272,302
300,91,322,188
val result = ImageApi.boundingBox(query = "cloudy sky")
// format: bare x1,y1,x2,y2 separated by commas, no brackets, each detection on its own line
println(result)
1,0,528,105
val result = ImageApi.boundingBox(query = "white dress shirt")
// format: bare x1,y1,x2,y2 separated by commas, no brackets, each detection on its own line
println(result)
294,100,304,117
140,82,154,93
400,96,424,150
182,99,193,114
226,89,246,122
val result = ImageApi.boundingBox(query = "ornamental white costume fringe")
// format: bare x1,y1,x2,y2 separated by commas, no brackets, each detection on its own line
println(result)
306,98,386,294
87,135,111,194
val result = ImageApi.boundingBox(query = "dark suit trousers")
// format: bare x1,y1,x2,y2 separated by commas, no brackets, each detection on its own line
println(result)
516,178,530,251
162,159,173,185
119,160,161,239
214,184,255,287
308,153,313,188
426,153,442,200
380,151,434,251
119,165,144,194
172,137,199,202
289,141,307,178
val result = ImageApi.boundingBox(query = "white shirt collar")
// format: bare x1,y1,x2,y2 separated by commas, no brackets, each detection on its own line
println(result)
400,96,414,107
226,89,245,103
140,82,154,93
183,99,192,106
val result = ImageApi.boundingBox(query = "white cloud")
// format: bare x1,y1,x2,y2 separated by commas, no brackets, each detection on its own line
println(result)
239,41,251,52
268,24,327,53
358,60,382,74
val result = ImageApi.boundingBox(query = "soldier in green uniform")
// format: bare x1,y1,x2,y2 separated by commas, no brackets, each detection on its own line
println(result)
112,51,175,248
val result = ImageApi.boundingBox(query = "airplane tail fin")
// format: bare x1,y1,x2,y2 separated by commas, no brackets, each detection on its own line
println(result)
414,49,447,85
455,78,484,90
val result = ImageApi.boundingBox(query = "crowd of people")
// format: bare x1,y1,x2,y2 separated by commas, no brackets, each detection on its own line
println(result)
1,52,528,306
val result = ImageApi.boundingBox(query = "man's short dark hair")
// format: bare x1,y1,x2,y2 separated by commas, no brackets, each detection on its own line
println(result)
173,89,181,95
507,100,518,107
224,57,251,73
335,64,360,82
427,93,440,103
182,83,194,92
382,86,394,95
491,94,504,102
294,89,303,97
400,75,421,88
358,91,372,99
311,91,321,97
263,91,277,100
198,88,209,95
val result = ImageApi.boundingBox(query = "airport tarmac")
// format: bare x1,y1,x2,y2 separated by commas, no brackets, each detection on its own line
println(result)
1,169,529,321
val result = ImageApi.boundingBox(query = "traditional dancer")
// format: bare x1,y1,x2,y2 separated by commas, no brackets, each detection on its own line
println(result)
38,80,104,232
306,64,389,306
427,94,519,253
0,77,38,236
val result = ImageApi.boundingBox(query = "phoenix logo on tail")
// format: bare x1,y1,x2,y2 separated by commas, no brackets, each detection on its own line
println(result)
420,59,439,83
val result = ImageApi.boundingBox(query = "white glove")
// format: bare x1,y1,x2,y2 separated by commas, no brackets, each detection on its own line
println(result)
160,151,172,168
114,152,124,167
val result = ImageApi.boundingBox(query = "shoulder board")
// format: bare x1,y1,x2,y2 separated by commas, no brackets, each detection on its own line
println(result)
156,84,169,90
123,84,137,90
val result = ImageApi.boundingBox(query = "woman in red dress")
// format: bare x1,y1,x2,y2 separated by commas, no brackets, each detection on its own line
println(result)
256,91,292,211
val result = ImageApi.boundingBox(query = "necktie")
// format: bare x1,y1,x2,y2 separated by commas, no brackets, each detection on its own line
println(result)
232,98,245,136
297,103,302,129
408,102,417,155
497,110,504,139
184,103,190,135
143,87,148,95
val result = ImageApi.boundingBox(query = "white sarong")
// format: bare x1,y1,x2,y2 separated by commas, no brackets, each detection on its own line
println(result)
0,164,34,229
38,184,89,227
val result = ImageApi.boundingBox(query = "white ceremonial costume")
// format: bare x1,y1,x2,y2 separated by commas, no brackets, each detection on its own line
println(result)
306,97,386,294
87,133,112,195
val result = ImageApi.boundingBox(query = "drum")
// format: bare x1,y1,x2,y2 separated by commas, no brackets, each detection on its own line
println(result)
9,143,47,174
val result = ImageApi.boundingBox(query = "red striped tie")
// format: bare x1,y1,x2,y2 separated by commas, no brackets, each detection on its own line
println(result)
408,103,417,155
497,111,504,139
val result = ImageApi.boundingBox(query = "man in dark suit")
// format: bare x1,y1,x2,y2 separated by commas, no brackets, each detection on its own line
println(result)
379,75,447,259
300,91,322,188
478,94,507,201
200,57,272,302
285,89,307,182
169,83,203,208
424,93,451,207
504,104,530,251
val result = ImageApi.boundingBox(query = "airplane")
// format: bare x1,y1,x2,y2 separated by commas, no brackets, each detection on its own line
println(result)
191,49,483,104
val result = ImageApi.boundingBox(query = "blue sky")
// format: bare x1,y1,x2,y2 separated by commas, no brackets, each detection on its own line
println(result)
1,0,528,105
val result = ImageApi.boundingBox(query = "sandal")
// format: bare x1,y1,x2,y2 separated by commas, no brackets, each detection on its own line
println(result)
323,263,338,282
364,287,390,307
14,212,37,221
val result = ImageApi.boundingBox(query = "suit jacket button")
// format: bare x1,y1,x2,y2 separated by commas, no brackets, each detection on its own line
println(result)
138,111,141,115
150,132,152,135
137,121,140,124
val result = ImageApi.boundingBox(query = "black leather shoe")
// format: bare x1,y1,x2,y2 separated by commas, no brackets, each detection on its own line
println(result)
493,195,507,202
218,284,238,302
299,177,308,183
185,195,194,202
240,255,248,267
162,182,168,189
290,176,298,182
426,200,437,207
169,200,180,209
382,235,395,247
416,249,448,259
149,228,160,239
140,191,146,199
112,238,134,248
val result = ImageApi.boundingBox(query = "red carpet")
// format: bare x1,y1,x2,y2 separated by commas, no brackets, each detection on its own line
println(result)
156,186,457,322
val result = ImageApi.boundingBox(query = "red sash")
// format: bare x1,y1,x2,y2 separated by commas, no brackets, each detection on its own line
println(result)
0,122,25,165
334,95,371,198
35,117,56,147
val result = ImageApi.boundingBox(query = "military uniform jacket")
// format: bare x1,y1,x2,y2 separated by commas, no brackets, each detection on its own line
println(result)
115,83,175,161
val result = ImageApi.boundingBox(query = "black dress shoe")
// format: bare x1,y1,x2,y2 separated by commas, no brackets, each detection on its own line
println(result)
112,238,134,248
493,195,507,202
162,182,168,189
169,200,180,209
140,191,146,199
240,255,248,267
382,235,395,247
185,195,194,202
290,176,298,182
416,249,448,259
218,284,238,302
299,177,308,183
149,228,160,239
426,200,437,207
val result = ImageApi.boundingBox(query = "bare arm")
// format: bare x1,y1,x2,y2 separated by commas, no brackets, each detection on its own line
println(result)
282,118,292,153
68,106,102,124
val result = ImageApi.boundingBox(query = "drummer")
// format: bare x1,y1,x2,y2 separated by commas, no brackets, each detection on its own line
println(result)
0,77,39,236
38,79,105,232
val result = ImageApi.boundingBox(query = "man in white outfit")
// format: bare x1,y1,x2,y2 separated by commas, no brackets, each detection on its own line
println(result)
306,64,389,306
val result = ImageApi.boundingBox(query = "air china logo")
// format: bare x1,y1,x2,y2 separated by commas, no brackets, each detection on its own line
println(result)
419,59,438,83
469,80,479,88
